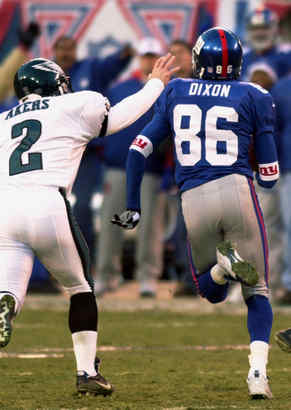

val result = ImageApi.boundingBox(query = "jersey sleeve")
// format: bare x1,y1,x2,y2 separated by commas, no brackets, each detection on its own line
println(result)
79,91,110,139
106,78,164,136
250,85,279,187
126,90,171,211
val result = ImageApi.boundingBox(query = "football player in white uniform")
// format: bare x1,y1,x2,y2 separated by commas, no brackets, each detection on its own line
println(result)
0,54,178,395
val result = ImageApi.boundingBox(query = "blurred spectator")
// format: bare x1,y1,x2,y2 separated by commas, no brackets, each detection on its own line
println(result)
241,8,291,85
0,22,40,105
169,39,192,78
53,36,134,265
95,38,165,297
240,8,289,297
165,39,198,297
271,74,291,304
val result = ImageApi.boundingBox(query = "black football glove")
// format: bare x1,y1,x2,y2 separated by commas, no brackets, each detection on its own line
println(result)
19,22,41,49
111,210,140,230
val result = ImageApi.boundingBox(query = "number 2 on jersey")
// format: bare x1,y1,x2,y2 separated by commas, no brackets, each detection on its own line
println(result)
174,104,238,166
9,119,43,176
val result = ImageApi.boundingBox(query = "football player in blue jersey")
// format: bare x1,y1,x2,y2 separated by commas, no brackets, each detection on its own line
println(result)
241,8,291,86
112,27,279,399
242,7,288,301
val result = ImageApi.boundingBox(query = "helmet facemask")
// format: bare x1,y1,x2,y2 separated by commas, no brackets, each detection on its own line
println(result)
56,74,72,95
248,24,277,52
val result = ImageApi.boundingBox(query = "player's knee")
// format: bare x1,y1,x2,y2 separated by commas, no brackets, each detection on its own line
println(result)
64,282,92,297
205,293,227,304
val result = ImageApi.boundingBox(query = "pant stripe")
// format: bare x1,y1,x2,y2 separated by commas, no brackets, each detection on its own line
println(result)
247,178,269,285
59,188,94,292
187,240,204,296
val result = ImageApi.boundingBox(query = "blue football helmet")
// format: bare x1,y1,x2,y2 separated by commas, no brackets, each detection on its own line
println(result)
246,8,278,52
192,27,242,81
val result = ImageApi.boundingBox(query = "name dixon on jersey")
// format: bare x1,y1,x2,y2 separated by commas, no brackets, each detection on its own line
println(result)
189,83,231,98
5,98,50,120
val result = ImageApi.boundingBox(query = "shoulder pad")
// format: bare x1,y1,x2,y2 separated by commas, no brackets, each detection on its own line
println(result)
248,82,269,95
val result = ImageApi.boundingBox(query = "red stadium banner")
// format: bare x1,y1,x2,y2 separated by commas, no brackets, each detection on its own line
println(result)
265,1,291,18
21,0,105,58
117,0,217,49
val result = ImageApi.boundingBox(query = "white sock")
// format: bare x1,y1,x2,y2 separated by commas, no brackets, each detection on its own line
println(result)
210,264,227,285
72,331,98,376
248,340,269,378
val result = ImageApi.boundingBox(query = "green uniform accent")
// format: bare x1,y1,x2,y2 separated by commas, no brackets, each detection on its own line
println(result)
9,119,43,176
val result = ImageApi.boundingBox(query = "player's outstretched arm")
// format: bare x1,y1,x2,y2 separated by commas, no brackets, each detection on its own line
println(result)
111,148,144,230
252,91,279,188
106,53,179,136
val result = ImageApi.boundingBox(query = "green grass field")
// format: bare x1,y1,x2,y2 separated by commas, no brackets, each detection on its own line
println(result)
1,297,291,410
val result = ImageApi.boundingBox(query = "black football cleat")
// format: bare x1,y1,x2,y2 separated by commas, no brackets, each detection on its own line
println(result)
76,357,114,396
0,294,16,348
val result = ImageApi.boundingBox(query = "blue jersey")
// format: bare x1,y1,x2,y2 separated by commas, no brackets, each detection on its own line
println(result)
241,45,291,82
126,78,279,211
69,50,131,95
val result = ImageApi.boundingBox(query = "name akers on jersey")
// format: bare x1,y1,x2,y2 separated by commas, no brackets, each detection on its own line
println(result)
5,99,50,120
189,82,231,98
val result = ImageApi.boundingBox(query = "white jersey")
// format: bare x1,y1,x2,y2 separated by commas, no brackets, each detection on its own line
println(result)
0,91,108,194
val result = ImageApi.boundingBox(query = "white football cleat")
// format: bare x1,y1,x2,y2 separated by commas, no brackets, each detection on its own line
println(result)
216,241,259,287
247,370,273,399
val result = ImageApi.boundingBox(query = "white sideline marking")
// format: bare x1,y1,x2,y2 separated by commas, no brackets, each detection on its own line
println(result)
0,345,251,360
0,353,63,359
1,343,286,359
17,344,253,353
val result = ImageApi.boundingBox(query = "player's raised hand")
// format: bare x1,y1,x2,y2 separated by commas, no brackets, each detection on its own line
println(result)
111,210,140,230
150,53,180,86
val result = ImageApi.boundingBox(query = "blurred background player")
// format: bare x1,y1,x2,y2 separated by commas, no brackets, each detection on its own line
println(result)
53,35,134,267
241,7,291,84
271,73,291,304
229,7,291,302
113,27,279,399
0,22,40,106
95,38,165,297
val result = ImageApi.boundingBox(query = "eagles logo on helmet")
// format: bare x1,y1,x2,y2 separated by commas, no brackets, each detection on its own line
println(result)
14,58,72,100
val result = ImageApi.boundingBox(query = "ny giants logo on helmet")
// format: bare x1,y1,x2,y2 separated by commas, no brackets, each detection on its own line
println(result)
193,36,205,55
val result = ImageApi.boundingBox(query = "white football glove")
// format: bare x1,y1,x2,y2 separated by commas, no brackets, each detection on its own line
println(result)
111,210,140,230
